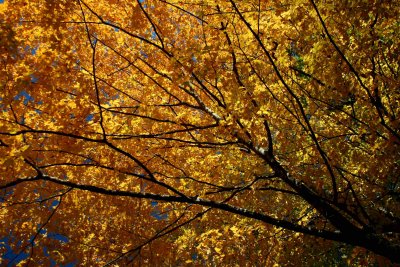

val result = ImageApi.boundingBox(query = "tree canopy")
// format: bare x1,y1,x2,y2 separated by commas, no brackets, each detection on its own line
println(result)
1,0,399,265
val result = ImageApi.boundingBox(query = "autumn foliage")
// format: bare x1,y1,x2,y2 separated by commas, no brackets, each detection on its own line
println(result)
0,0,399,265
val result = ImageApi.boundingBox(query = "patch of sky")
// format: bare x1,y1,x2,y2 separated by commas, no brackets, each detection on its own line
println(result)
100,88,109,98
30,74,38,83
192,253,198,261
18,17,24,26
14,90,34,105
288,43,305,72
106,20,119,32
27,235,36,245
43,246,49,257
31,46,38,55
150,29,157,40
73,59,81,71
0,188,14,203
83,158,93,164
50,199,60,209
150,209,168,220
47,233,69,243
91,33,98,46
85,114,94,122
0,235,29,266
36,194,43,203
24,45,38,55
50,259,77,267
140,181,147,193
140,51,148,59
150,201,168,220
0,0,4,4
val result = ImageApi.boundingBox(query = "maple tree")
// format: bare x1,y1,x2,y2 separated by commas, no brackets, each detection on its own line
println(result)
0,0,399,265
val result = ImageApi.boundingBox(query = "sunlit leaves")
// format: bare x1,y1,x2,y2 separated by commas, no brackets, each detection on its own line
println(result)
0,0,399,265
